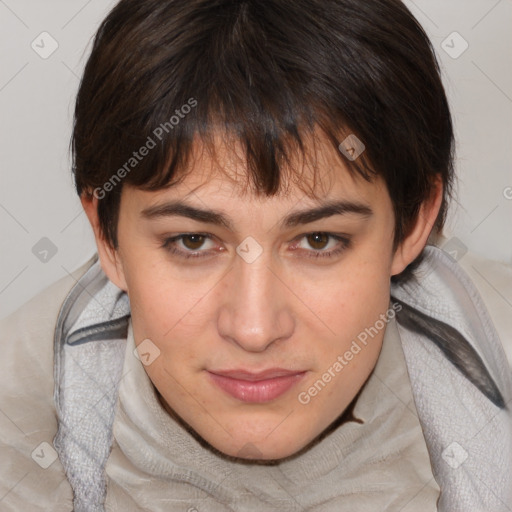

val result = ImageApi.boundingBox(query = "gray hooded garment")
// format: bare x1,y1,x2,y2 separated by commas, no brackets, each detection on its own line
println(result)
1,245,511,511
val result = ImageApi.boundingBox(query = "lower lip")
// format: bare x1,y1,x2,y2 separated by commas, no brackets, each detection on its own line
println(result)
207,372,306,403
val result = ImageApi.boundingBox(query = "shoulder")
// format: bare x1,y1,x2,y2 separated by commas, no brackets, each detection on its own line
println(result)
0,254,98,392
456,250,512,370
0,254,97,510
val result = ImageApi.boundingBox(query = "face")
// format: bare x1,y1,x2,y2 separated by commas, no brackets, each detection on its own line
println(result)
89,133,433,461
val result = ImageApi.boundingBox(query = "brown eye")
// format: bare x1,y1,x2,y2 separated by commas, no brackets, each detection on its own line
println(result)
292,232,351,259
182,234,206,250
306,233,329,250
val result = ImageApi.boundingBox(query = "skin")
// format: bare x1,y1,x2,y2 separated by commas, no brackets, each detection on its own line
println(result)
82,132,442,461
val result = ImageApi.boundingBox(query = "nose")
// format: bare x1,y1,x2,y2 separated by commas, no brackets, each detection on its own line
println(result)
216,252,295,353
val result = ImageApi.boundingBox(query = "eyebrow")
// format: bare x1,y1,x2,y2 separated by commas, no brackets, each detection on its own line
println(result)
140,199,373,229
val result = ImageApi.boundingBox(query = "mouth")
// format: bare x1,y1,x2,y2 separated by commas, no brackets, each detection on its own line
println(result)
207,368,307,403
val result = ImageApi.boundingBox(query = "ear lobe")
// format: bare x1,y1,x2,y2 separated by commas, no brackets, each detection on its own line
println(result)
391,177,443,276
80,193,128,292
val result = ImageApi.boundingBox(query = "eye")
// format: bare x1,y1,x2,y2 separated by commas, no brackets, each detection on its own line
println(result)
292,232,351,259
161,233,219,259
302,233,332,250
179,234,210,251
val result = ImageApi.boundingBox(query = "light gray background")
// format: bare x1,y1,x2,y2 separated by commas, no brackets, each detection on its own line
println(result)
1,0,511,318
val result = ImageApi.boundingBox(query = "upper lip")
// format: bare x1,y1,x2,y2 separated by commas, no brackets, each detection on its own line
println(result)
208,368,306,381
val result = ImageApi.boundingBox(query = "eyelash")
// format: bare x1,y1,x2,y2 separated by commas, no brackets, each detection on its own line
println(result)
160,232,352,260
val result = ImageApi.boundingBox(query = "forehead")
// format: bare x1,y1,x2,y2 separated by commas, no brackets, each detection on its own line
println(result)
135,129,385,207
117,130,397,240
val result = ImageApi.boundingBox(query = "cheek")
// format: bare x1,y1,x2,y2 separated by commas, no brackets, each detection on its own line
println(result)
125,264,220,385
297,255,392,345
293,262,391,422
339,263,390,328
126,259,210,336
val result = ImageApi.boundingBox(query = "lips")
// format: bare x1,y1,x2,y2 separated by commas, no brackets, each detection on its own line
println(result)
207,368,307,403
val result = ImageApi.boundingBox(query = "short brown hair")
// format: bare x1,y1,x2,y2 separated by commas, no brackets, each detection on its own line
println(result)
72,0,454,265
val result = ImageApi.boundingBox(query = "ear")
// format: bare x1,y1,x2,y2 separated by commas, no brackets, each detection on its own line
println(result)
391,176,443,276
81,193,128,291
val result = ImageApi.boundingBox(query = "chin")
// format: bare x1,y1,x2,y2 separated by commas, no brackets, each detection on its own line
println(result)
159,391,316,462
214,437,305,463
208,419,319,463
187,419,309,462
